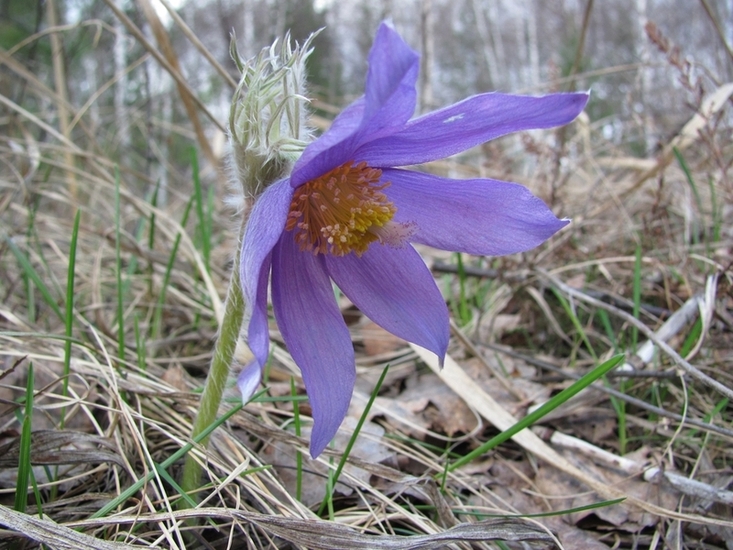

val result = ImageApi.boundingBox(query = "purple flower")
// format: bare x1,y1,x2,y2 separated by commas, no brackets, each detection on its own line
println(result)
238,22,588,457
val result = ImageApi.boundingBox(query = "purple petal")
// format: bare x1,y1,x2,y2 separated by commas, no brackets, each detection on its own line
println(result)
245,251,272,370
325,244,449,362
240,179,293,367
290,23,419,188
360,22,419,139
271,233,356,458
385,169,569,255
357,92,589,167
237,360,262,401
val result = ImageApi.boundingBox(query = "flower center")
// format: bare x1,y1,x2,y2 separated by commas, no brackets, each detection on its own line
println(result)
285,161,398,256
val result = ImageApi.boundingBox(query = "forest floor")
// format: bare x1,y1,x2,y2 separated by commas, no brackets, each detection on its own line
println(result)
1,7,732,550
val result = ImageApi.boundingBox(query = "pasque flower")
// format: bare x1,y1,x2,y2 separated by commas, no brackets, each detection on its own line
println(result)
238,22,589,457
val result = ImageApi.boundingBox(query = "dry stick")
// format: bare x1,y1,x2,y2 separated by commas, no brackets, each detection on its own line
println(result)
544,430,733,508
644,467,733,506
548,0,593,201
157,0,238,90
101,0,225,135
136,0,217,167
0,504,138,550
540,270,733,401
699,0,733,64
412,343,731,528
620,292,703,371
45,0,77,198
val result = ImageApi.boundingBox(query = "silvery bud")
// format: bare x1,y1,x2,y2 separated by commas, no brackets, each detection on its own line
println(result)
229,31,317,199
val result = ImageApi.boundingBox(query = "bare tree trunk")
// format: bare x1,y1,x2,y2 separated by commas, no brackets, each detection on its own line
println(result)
243,0,255,58
273,0,287,41
723,0,733,82
527,0,540,88
513,4,528,89
471,0,500,89
113,0,130,152
380,0,393,20
82,56,100,133
487,0,507,84
635,0,654,154
419,0,434,112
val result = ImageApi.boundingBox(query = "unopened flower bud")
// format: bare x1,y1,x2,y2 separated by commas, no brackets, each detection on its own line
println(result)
229,31,317,198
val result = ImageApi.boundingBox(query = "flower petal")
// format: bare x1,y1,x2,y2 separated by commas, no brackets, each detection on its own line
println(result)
271,233,356,458
244,251,272,371
360,22,419,139
237,360,262,401
240,178,293,367
357,92,589,167
325,244,449,361
290,23,419,187
385,169,569,255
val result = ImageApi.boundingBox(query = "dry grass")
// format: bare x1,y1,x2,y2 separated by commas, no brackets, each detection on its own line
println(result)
1,5,732,550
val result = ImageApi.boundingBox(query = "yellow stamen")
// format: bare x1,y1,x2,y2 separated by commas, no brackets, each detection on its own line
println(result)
286,161,397,256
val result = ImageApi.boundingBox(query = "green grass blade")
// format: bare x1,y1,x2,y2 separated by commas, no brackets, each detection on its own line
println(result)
114,167,125,363
460,497,626,519
631,243,642,352
134,314,146,373
597,309,617,352
291,378,303,502
91,404,243,519
551,288,597,360
191,148,210,274
147,181,160,295
60,209,81,429
679,317,702,358
15,363,34,513
448,355,624,471
155,463,199,509
455,253,470,325
6,238,63,322
708,176,721,242
674,147,703,223
152,232,183,339
317,364,390,517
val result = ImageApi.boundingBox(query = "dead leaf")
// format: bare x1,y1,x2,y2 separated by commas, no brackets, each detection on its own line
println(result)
161,364,187,391
361,321,405,356
409,377,478,436
0,504,140,549
0,431,124,468
259,417,394,507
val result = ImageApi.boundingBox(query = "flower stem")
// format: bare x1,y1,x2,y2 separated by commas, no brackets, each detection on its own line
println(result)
180,253,245,503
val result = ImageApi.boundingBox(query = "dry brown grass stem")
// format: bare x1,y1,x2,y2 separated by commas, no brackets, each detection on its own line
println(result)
157,0,239,91
45,0,78,198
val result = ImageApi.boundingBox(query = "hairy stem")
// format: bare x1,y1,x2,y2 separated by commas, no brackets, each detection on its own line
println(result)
180,246,245,502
